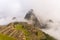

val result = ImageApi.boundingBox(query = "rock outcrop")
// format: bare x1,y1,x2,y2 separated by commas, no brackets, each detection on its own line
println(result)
25,9,45,28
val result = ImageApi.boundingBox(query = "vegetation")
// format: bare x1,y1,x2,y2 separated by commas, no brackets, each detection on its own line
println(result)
14,22,56,40
0,33,16,40
0,22,56,40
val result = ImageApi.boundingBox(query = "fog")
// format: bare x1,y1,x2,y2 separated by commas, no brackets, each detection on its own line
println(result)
0,0,60,40
0,0,27,25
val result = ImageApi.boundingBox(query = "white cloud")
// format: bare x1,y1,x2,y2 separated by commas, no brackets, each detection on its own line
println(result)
0,0,60,39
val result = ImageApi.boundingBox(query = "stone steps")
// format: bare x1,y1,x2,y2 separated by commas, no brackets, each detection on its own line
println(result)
9,30,17,37
0,26,26,40
5,29,15,35
0,26,12,33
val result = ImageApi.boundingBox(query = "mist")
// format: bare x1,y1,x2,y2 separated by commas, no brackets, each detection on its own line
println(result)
0,0,60,40
18,0,60,40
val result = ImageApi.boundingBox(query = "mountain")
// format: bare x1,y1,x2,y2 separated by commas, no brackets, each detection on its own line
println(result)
0,22,56,40
25,9,46,28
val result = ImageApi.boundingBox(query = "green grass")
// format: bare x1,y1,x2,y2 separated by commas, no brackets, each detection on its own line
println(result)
15,24,56,40
15,24,30,35
15,24,23,30
0,22,56,40
15,24,30,40
15,24,46,40
0,33,16,40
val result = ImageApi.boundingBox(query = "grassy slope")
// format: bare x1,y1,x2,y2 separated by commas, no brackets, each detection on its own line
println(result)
0,22,56,40
15,23,56,40
0,33,16,40
15,24,30,40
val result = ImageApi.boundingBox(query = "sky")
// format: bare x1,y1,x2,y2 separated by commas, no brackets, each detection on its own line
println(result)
0,0,60,24
0,0,60,40
0,0,23,17
0,0,27,25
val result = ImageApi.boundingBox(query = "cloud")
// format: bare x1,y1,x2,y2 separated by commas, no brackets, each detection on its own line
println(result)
0,0,60,39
